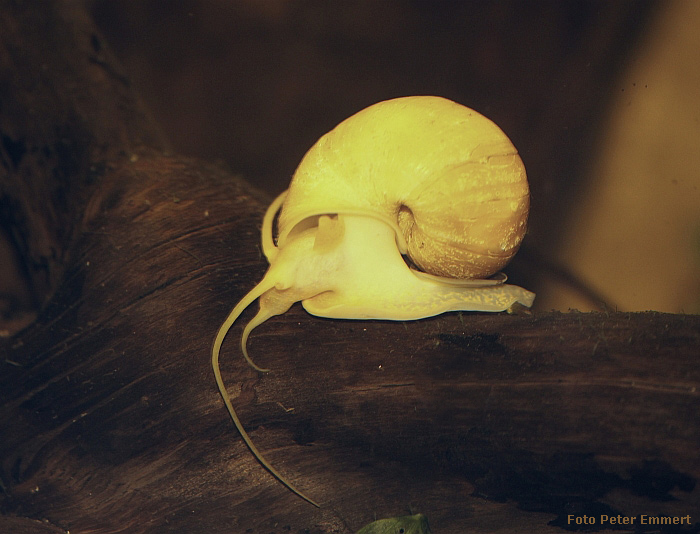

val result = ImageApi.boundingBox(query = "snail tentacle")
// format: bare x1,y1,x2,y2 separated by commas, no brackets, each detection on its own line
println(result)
211,276,320,506
211,330,320,506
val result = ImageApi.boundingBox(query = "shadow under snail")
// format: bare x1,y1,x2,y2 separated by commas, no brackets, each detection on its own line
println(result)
212,96,535,507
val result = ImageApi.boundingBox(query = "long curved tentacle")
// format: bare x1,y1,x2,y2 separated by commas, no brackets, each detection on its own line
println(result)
240,307,278,373
212,278,274,372
211,279,320,507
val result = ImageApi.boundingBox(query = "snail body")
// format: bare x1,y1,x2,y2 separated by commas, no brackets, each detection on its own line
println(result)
212,96,534,507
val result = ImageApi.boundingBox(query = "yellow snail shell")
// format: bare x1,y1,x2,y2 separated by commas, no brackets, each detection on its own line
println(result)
212,96,535,507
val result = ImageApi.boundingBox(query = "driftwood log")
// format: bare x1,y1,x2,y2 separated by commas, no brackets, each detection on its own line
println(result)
1,3,699,534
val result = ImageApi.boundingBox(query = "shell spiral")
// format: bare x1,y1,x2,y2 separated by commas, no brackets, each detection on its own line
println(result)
277,96,529,279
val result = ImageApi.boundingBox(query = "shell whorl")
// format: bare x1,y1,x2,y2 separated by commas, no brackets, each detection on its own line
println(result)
277,96,529,279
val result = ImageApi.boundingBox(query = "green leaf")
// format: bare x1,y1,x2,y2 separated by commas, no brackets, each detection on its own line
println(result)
356,513,432,534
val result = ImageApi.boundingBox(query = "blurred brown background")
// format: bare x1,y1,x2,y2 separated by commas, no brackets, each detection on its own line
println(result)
2,0,699,335
88,0,700,314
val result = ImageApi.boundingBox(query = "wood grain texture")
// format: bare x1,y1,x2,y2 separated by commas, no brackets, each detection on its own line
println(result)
2,153,698,533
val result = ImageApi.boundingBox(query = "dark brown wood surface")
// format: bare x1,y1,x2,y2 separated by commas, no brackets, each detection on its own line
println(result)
1,2,698,534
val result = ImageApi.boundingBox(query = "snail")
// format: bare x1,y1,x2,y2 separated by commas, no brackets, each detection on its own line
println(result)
212,96,534,507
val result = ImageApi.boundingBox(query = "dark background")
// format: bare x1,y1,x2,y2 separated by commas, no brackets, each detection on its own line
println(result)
86,0,700,314
3,0,699,336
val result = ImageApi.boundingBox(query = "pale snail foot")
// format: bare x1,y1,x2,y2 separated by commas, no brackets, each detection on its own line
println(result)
295,214,535,320
507,301,534,315
222,210,535,372
223,209,535,353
